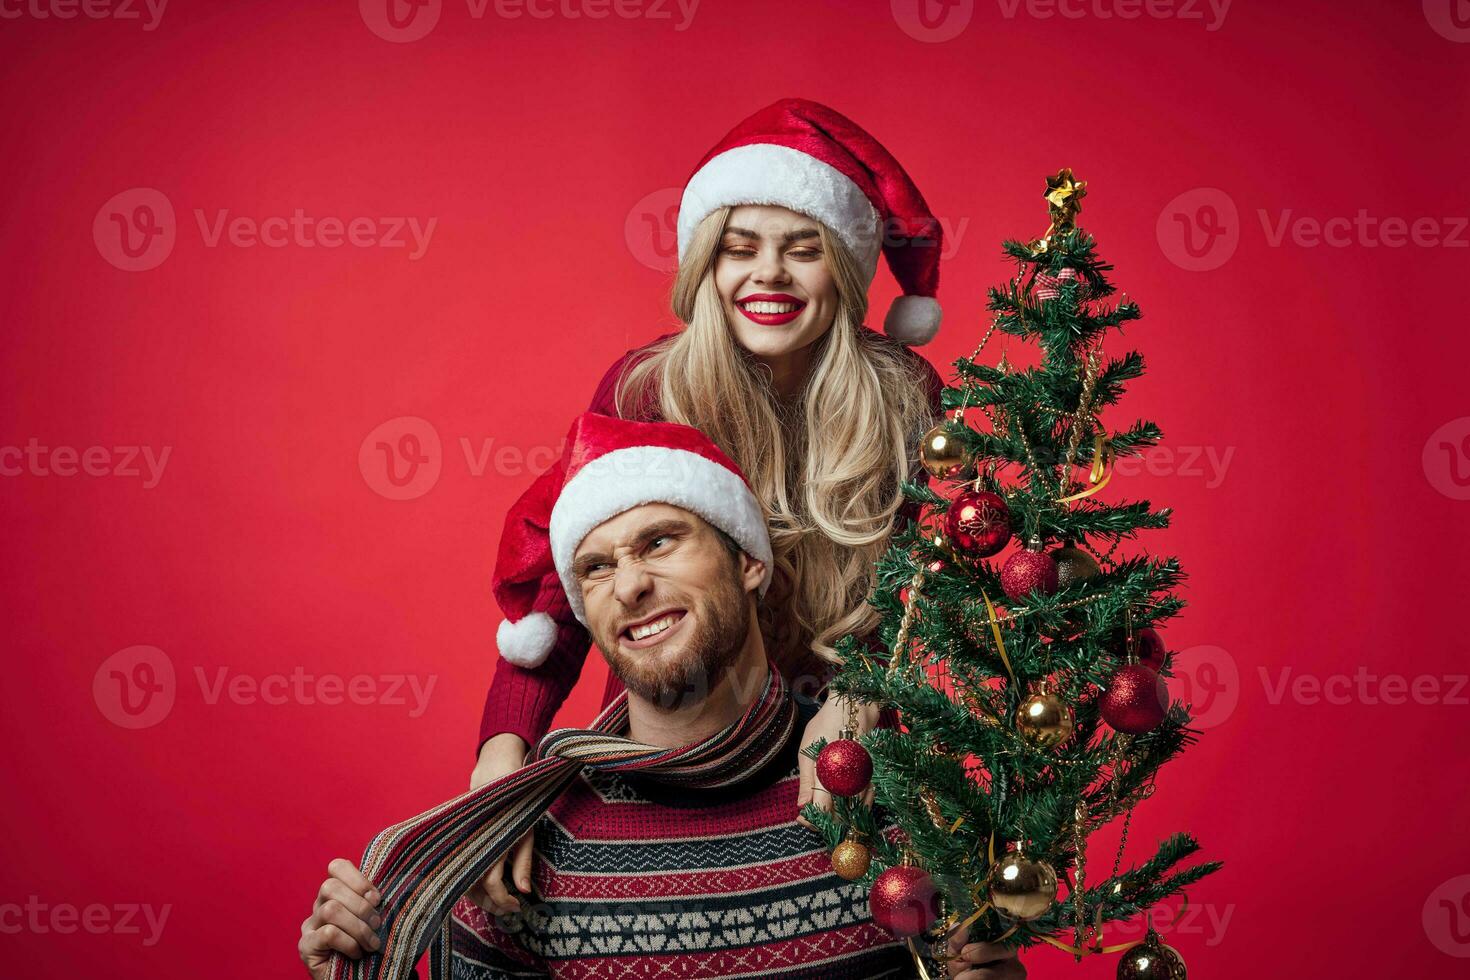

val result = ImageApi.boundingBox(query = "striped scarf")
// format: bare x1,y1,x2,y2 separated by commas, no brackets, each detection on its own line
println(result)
329,661,798,980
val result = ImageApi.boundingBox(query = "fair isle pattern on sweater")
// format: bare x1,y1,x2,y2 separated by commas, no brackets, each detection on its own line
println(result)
332,665,798,980
437,701,915,979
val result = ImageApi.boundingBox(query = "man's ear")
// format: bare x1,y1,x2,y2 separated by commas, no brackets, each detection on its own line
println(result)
738,554,766,593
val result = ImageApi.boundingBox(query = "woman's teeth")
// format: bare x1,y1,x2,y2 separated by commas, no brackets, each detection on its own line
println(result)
741,301,801,314
629,613,680,640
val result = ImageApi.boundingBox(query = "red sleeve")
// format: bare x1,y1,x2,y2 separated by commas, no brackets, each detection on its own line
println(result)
476,347,646,752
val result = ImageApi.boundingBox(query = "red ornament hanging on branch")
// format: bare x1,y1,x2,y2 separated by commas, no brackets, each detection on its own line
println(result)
945,490,1012,558
1129,626,1168,671
1101,664,1169,734
869,863,941,938
816,736,873,798
1000,540,1059,600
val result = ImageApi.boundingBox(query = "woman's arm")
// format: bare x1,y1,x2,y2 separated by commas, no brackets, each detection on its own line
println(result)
473,345,651,753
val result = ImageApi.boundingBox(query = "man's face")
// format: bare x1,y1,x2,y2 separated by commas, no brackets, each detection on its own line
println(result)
571,503,763,707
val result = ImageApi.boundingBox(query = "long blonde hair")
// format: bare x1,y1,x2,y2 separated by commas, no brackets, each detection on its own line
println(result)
617,206,938,674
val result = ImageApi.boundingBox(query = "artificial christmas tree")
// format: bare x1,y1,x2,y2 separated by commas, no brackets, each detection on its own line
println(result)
805,171,1220,976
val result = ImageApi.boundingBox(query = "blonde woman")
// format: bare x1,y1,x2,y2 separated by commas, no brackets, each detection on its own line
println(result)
473,97,949,914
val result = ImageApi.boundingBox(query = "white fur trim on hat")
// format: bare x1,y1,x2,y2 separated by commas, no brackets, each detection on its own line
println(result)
496,612,558,668
678,143,882,278
883,294,943,346
548,446,774,625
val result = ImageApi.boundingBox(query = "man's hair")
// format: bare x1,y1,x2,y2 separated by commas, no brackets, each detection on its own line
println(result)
710,524,745,569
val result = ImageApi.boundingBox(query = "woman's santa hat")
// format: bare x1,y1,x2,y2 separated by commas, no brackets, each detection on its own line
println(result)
677,97,945,346
494,412,773,668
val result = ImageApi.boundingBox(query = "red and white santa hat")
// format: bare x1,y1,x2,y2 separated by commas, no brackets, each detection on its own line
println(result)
493,412,773,667
677,97,945,346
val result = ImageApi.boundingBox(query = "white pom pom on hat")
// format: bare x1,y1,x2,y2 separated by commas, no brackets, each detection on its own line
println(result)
495,612,558,669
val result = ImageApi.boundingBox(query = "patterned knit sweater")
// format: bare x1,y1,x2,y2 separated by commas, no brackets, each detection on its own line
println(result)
442,698,917,979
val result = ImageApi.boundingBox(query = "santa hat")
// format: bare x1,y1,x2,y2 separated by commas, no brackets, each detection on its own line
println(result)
677,97,944,346
494,412,773,668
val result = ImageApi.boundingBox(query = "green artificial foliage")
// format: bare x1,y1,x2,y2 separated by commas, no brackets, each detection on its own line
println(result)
802,180,1221,961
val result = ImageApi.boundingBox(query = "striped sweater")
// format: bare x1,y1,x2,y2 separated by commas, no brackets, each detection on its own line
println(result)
443,698,916,979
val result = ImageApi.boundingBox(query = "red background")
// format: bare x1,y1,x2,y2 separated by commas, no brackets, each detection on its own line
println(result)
2,0,1467,975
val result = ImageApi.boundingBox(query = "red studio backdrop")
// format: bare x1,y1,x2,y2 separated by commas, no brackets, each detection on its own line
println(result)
1,1,1467,976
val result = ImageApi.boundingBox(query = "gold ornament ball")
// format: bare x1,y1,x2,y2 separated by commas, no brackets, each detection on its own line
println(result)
1117,932,1188,979
919,424,970,479
1015,690,1075,748
1051,544,1101,589
831,838,872,881
987,851,1058,920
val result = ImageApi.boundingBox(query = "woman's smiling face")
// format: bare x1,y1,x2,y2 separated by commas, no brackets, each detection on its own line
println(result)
714,204,839,364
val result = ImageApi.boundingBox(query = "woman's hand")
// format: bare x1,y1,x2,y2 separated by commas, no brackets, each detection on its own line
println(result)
796,693,880,829
943,924,1026,979
466,733,537,915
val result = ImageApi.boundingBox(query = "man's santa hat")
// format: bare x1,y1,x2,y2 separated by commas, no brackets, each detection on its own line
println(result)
494,412,773,668
677,97,945,346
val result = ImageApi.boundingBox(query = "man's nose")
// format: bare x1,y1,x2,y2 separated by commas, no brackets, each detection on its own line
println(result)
611,557,655,610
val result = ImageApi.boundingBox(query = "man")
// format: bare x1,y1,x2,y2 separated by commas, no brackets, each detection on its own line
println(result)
299,413,1023,979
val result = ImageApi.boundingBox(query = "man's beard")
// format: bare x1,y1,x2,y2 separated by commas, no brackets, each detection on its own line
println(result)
596,571,750,710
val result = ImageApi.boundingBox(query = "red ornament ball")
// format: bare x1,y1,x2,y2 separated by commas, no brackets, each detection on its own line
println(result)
945,490,1012,558
816,738,873,797
1131,627,1168,671
1101,664,1170,734
869,865,941,937
1000,548,1059,600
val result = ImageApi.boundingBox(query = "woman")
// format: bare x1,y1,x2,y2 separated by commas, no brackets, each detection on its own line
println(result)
473,97,949,915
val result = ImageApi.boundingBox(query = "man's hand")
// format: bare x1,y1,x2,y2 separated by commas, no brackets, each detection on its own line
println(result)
796,694,879,829
943,924,1025,979
298,859,383,979
466,732,536,915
